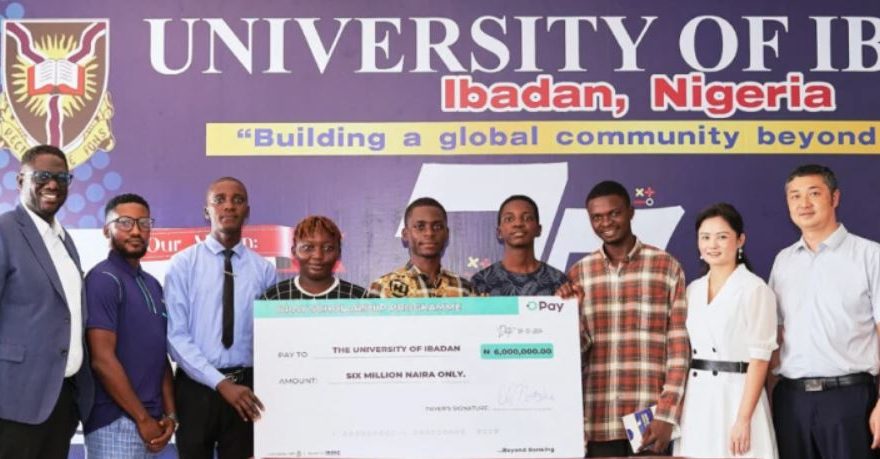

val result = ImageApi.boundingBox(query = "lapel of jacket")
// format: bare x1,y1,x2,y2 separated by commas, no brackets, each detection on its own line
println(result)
59,227,87,322
15,205,67,301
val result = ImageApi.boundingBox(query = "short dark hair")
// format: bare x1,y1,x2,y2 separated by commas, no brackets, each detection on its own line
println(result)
206,176,248,201
785,164,838,193
104,193,150,218
694,202,752,272
404,197,447,225
586,180,631,207
20,145,67,169
497,195,539,226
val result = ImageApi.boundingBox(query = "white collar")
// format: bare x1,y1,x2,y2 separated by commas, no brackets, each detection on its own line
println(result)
20,199,64,240
294,275,340,297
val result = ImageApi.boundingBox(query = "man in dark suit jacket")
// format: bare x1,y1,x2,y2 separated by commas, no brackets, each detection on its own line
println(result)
0,144,94,459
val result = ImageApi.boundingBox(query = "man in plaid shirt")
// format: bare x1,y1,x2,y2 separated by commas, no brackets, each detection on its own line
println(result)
561,180,689,457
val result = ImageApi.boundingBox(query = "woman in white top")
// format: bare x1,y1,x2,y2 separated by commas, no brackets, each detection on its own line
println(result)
674,203,779,459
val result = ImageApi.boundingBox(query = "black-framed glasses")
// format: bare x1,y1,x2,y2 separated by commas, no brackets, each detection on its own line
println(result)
24,171,73,186
109,216,154,231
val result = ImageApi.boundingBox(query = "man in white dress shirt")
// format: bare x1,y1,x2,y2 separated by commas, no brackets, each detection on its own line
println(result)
770,164,880,459
0,145,94,458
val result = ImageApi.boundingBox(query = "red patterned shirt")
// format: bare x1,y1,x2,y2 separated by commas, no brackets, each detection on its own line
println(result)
569,240,689,442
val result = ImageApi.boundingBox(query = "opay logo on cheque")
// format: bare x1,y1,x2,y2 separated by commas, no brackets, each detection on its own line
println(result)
525,300,564,312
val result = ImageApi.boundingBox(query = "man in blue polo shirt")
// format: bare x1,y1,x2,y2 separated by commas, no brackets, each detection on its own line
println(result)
84,193,175,458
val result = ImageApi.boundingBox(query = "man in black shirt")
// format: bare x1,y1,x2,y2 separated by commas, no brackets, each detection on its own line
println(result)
471,195,567,296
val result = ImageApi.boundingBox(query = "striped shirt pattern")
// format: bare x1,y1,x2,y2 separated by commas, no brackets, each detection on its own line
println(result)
261,277,370,300
569,240,689,442
368,262,474,298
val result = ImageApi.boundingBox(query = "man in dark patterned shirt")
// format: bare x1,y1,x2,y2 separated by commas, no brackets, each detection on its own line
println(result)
262,216,369,300
369,197,473,298
472,195,567,296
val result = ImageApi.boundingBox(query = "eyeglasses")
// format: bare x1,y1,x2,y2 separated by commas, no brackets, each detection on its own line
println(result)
23,171,74,186
295,243,339,256
109,216,155,231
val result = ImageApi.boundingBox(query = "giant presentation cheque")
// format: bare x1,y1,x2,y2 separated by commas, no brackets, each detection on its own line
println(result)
254,296,584,459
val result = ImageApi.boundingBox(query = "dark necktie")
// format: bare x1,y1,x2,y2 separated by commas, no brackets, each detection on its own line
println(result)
222,249,235,348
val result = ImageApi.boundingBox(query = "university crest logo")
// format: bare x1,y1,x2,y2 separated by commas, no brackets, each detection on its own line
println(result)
0,19,114,167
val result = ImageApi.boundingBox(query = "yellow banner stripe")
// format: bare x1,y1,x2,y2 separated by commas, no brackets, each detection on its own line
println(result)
205,121,880,156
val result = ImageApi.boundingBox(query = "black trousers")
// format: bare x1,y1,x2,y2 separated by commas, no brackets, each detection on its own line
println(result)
175,368,254,459
0,378,79,459
773,378,880,459
586,439,669,457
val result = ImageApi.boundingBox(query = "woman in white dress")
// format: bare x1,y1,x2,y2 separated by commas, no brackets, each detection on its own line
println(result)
674,203,779,459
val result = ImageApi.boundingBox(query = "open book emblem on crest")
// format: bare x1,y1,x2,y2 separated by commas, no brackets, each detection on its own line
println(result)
0,20,114,167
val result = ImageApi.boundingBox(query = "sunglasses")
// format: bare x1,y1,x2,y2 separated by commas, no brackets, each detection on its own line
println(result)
24,171,74,186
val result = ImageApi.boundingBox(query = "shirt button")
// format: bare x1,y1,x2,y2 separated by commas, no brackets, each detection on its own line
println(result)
693,349,697,355
692,371,697,377
712,370,718,376
712,347,717,353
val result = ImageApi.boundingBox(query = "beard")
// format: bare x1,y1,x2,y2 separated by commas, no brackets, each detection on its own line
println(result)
111,237,147,260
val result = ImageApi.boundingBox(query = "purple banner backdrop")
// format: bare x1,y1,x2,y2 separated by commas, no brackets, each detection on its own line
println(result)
1,1,879,456
0,0,875,286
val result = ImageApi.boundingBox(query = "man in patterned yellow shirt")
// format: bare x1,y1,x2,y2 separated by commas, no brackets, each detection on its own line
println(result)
368,197,473,298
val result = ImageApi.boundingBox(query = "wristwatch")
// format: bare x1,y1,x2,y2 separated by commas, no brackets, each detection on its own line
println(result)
164,412,179,431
